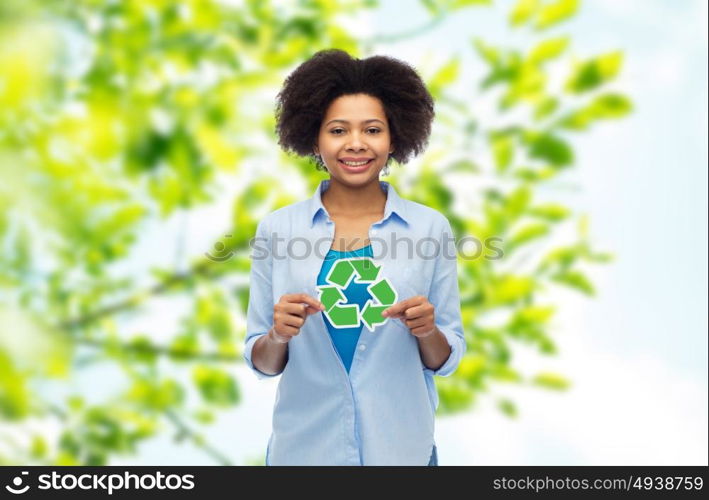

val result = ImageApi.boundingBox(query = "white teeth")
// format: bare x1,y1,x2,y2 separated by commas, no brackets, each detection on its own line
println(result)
341,160,370,166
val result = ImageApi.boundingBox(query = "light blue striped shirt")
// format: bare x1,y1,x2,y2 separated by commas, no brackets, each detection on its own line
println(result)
244,179,465,465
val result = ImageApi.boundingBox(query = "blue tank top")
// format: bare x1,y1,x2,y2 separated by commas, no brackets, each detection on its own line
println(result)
317,244,374,373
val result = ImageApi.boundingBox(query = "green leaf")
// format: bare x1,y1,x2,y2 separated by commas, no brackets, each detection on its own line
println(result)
208,311,232,341
587,251,614,263
456,355,487,380
490,365,521,382
422,0,491,14
559,93,633,129
128,380,184,411
451,0,492,7
30,435,48,458
566,52,624,94
505,185,532,219
509,0,539,26
472,38,500,66
528,37,569,64
532,372,571,390
535,0,579,30
526,132,574,166
533,96,559,120
507,305,556,350
0,351,30,419
529,203,570,221
194,408,215,424
126,130,170,173
499,61,545,109
436,377,475,414
515,305,556,324
551,270,595,295
498,398,518,418
490,275,535,304
539,245,579,272
126,336,158,364
591,93,633,117
427,56,461,99
196,292,233,341
168,335,200,360
514,165,558,182
490,134,514,171
508,222,549,249
193,366,240,407
420,0,442,15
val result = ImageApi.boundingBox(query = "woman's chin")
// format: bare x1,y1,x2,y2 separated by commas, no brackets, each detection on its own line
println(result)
333,171,380,185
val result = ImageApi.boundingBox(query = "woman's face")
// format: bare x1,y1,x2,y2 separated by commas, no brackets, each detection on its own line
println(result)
314,93,393,186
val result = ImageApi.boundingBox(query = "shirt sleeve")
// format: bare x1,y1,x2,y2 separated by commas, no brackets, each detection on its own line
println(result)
243,217,281,379
426,215,466,377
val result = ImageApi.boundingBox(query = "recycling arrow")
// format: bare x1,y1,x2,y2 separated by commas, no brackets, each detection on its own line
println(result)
317,257,397,332
350,258,381,281
360,300,390,331
319,286,345,311
326,258,382,287
368,279,396,306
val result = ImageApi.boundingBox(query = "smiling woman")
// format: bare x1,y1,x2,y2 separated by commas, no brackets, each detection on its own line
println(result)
244,49,464,466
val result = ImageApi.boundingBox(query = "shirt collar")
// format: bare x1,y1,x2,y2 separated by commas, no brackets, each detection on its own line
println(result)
308,179,409,228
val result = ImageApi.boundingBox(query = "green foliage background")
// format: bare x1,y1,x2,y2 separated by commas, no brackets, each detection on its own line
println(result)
0,0,631,464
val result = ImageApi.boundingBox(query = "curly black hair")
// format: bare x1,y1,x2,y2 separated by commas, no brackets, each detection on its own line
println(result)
274,49,435,170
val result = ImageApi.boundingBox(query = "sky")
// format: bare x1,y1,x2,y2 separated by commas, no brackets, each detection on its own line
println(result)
102,0,708,465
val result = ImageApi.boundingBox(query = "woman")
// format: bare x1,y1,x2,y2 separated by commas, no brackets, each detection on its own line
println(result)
244,49,465,465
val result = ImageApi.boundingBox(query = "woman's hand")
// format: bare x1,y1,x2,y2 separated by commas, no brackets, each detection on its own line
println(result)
382,296,436,338
271,293,325,343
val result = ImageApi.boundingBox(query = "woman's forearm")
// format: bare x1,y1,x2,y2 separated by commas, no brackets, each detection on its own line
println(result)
252,328,289,375
416,327,451,371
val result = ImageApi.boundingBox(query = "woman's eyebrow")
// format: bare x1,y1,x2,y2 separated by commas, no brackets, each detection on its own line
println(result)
325,119,385,126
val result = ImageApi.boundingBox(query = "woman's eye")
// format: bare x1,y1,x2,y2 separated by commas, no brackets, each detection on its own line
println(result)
329,128,381,135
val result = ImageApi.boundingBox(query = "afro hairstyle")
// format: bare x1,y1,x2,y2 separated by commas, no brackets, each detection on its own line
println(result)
274,49,435,170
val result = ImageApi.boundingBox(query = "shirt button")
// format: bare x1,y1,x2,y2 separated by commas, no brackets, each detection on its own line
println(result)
359,344,366,351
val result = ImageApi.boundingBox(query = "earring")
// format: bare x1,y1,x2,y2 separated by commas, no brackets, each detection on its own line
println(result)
314,154,328,171
313,146,326,171
381,157,392,176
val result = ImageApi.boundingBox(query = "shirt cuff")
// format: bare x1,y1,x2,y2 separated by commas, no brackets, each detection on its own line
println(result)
426,327,464,377
243,332,282,380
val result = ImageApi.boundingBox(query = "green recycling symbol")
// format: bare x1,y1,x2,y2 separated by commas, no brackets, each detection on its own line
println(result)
316,257,398,332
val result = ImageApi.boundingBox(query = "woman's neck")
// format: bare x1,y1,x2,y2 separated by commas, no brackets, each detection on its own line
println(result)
321,178,387,217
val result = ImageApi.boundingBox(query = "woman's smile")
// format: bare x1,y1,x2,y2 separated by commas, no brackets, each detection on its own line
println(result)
338,157,375,173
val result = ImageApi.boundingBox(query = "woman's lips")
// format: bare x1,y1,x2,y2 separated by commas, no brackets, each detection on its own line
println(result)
338,159,373,173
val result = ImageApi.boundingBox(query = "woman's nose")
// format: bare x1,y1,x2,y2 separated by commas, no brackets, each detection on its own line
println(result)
346,133,366,150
